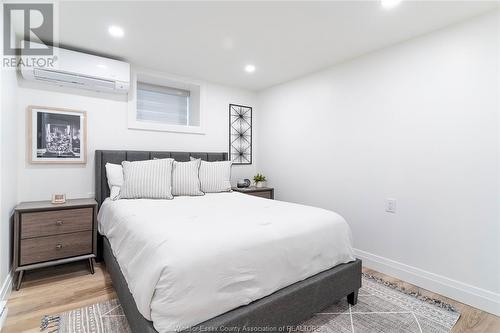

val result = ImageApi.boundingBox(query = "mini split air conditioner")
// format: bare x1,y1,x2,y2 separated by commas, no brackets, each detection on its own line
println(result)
20,43,130,94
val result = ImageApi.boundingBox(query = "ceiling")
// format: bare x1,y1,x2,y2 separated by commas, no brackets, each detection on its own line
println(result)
54,1,498,91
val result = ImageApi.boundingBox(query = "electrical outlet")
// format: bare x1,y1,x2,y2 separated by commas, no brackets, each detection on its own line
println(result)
386,198,397,213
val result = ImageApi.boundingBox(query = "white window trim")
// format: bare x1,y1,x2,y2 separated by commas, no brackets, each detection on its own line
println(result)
128,69,206,135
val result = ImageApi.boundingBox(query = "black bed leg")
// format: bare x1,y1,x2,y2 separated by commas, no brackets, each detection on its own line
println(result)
347,290,359,305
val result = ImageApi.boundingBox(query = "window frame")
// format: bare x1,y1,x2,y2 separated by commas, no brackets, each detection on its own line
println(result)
127,70,205,134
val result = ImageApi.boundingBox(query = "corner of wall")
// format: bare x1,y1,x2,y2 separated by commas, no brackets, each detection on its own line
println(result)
0,53,19,292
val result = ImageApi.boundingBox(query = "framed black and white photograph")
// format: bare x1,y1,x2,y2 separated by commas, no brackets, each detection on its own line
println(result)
229,104,252,165
28,106,87,164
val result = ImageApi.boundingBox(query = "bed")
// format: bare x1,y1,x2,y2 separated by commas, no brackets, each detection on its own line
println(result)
95,150,361,333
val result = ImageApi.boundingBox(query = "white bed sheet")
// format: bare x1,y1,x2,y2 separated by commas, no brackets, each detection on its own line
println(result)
98,192,355,332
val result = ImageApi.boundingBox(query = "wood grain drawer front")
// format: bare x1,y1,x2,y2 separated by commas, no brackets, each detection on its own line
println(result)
21,208,93,239
248,191,272,199
20,231,92,266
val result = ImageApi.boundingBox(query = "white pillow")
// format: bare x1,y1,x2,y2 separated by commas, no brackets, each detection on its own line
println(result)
120,158,174,199
105,163,123,200
191,157,232,193
172,159,204,196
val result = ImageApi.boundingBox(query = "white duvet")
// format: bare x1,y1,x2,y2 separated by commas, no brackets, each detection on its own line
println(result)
98,192,355,332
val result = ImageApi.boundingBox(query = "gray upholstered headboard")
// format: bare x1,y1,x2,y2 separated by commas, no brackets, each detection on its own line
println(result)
95,150,228,208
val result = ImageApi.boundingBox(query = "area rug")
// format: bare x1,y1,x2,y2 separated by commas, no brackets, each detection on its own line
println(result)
41,274,460,333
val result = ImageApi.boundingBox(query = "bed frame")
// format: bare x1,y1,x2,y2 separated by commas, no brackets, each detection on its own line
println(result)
95,150,362,333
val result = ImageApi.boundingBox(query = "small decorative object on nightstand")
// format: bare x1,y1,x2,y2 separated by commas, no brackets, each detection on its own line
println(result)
237,179,251,188
232,186,274,199
13,198,98,290
51,193,66,204
253,173,267,188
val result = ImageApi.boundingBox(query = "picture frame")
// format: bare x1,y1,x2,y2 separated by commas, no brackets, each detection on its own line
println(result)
229,104,252,165
28,106,87,164
51,193,66,204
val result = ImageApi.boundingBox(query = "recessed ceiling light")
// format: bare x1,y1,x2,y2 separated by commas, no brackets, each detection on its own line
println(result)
244,64,256,73
108,25,124,38
381,0,402,9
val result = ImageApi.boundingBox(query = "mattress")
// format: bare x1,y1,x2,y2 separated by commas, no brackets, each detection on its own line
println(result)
98,192,355,332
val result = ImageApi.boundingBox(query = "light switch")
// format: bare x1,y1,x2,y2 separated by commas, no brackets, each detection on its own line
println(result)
386,198,397,213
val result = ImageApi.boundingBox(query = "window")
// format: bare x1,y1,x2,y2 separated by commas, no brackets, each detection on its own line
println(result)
136,82,190,126
128,72,203,134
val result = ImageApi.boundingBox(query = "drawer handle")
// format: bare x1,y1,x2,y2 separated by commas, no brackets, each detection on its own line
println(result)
56,220,63,226
55,244,63,250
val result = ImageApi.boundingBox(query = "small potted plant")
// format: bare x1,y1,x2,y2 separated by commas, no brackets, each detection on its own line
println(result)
253,173,267,188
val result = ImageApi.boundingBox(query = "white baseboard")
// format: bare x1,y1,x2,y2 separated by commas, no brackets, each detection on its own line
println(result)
0,273,12,304
0,301,7,332
354,248,500,316
0,272,12,332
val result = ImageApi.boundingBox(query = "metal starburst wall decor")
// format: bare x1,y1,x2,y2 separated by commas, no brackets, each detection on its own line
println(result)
229,104,252,164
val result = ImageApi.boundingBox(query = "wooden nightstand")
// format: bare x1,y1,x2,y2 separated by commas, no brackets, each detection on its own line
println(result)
13,198,98,290
232,186,274,199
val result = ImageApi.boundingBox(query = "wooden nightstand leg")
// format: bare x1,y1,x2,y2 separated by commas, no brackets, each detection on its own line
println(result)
88,258,95,274
16,271,24,291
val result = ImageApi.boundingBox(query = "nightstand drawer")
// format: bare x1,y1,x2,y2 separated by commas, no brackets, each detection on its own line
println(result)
232,186,275,199
20,231,92,266
248,191,273,199
21,208,93,239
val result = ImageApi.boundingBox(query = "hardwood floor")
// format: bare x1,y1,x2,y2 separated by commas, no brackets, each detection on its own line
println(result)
3,261,115,333
3,263,499,332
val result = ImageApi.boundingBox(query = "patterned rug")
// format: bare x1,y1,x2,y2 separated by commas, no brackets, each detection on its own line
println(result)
40,299,130,333
41,275,460,333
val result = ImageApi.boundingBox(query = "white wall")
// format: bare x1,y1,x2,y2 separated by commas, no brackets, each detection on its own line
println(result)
258,11,499,314
16,76,257,201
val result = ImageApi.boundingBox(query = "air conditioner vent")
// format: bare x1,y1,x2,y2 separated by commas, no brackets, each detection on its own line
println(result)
33,68,116,89
20,43,130,94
